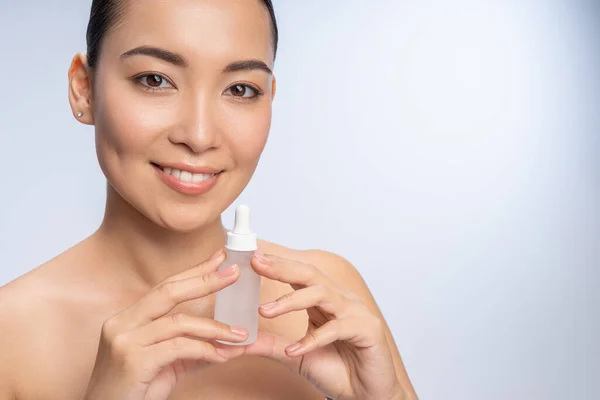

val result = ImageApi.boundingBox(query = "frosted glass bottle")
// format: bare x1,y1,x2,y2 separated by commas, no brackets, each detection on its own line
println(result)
214,205,261,345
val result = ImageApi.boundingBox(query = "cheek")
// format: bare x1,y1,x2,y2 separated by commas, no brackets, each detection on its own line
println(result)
94,77,173,159
221,102,272,166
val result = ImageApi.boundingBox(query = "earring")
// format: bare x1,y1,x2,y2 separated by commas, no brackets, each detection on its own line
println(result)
77,111,84,118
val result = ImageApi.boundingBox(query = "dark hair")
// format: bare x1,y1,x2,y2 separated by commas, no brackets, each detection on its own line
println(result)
86,0,278,68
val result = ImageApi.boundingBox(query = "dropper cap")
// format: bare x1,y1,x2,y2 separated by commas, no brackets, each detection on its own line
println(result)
226,205,257,251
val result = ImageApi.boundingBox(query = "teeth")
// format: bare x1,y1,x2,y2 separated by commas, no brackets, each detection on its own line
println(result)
162,167,215,183
180,171,192,182
192,173,210,183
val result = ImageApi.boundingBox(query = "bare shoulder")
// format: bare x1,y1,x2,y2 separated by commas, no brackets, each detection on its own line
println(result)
0,246,88,329
0,242,103,399
0,278,26,398
0,262,59,398
258,240,416,396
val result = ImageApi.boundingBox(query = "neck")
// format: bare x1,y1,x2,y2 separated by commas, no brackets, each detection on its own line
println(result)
94,185,227,288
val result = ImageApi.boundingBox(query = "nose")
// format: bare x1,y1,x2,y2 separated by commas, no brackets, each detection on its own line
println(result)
168,96,221,154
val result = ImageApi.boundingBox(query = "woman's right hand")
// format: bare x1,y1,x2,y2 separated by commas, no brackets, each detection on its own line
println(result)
84,249,248,400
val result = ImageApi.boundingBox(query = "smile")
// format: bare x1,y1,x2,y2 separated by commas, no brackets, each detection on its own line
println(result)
160,167,216,184
152,163,222,195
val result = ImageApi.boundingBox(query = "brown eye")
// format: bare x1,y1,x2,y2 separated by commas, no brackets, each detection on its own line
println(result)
146,75,163,87
231,84,247,96
136,74,173,90
225,84,260,99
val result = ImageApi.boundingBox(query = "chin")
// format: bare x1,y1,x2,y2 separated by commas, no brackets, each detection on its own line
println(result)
105,166,245,234
154,204,222,233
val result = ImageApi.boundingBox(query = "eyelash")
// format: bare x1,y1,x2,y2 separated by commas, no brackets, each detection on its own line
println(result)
133,73,264,101
134,73,175,92
224,83,264,101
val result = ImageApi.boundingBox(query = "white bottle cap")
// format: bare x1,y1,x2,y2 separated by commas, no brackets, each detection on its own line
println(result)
226,205,257,251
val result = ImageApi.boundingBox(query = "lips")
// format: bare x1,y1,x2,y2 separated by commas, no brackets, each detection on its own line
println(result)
159,166,216,184
152,162,222,195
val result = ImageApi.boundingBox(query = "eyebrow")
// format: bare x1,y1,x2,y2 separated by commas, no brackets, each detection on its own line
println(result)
121,46,187,66
120,46,272,75
222,60,272,75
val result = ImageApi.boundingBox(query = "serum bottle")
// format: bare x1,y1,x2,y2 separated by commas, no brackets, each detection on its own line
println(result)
214,205,261,345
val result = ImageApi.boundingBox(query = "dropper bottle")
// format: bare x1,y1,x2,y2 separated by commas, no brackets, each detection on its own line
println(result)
214,205,261,345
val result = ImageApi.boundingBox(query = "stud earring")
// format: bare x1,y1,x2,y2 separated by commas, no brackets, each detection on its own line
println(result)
77,111,84,118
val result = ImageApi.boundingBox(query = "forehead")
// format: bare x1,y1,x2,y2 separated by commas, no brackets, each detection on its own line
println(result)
103,0,274,66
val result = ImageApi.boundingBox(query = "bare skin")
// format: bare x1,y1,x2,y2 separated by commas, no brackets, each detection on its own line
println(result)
0,0,417,398
0,236,415,399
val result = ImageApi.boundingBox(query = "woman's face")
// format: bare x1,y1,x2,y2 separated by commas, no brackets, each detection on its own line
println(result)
81,0,275,232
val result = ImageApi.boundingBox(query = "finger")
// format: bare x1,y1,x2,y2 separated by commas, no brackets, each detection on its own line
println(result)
130,313,248,346
259,285,349,319
163,248,226,283
241,331,301,372
139,337,228,380
123,264,240,329
251,252,328,288
211,341,249,359
285,317,374,357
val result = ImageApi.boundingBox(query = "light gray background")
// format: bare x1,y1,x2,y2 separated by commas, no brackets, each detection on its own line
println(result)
0,1,598,399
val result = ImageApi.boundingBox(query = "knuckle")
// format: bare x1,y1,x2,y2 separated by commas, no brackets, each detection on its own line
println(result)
344,293,366,314
280,291,295,305
110,334,130,358
101,318,119,341
190,340,210,359
307,330,319,346
198,317,224,336
170,337,187,351
213,320,231,335
343,294,362,313
303,264,319,283
157,281,179,302
200,272,216,287
169,312,189,329
314,284,328,299
327,319,342,333
192,264,206,275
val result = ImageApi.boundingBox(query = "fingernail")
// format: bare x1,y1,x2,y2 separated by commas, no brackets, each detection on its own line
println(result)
254,251,271,265
286,343,303,354
210,248,225,260
260,301,278,311
217,264,238,277
230,326,248,337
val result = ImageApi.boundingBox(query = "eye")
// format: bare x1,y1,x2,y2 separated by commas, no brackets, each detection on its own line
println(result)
136,74,174,90
224,84,261,99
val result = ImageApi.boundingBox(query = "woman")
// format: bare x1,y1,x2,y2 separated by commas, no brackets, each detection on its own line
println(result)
0,0,417,399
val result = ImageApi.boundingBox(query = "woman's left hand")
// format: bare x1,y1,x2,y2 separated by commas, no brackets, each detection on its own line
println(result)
242,252,406,400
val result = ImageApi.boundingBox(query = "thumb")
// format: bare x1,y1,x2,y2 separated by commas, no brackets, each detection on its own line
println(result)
242,331,302,373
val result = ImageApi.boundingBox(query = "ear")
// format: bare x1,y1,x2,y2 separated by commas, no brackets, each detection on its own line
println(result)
271,75,277,101
68,52,95,125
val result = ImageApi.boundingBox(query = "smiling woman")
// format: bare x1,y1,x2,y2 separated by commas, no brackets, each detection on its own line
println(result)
0,1,416,399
